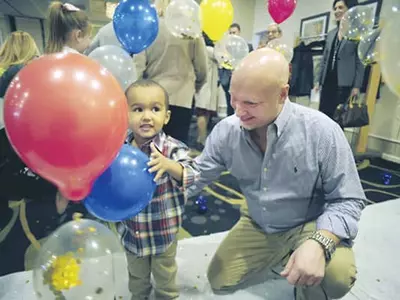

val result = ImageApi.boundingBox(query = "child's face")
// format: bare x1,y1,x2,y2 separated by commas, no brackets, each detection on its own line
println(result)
127,86,171,142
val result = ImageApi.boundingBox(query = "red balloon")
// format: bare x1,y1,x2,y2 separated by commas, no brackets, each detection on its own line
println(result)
4,53,128,201
268,0,297,24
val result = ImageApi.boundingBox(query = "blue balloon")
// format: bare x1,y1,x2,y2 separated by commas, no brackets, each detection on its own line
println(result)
113,0,159,54
84,144,156,222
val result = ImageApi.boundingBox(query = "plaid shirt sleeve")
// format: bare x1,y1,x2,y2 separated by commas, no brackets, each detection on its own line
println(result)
168,142,200,195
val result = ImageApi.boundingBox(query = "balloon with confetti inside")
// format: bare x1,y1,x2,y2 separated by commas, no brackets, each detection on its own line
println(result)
339,6,375,41
33,217,123,300
358,29,381,66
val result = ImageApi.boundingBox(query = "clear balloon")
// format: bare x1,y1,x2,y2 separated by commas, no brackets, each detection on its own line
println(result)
113,0,159,54
267,0,297,24
266,38,293,63
3,53,128,201
340,6,375,41
89,45,137,91
165,0,202,39
84,144,157,222
33,218,123,300
214,34,249,69
200,0,234,41
358,29,380,66
380,13,400,98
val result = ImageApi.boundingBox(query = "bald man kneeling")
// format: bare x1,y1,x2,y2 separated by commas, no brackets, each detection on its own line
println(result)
187,48,365,300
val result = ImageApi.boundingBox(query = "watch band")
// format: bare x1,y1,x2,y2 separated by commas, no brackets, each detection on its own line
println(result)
308,231,336,262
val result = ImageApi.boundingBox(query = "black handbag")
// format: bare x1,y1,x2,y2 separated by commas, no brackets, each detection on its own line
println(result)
333,96,369,128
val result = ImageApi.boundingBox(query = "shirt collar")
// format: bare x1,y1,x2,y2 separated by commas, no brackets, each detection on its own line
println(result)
274,98,292,138
126,131,166,155
240,98,293,139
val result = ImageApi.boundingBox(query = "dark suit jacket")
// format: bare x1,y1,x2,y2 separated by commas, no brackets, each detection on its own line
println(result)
318,28,365,88
289,42,314,97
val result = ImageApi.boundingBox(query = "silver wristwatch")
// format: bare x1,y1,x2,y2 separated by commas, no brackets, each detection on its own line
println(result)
308,231,336,262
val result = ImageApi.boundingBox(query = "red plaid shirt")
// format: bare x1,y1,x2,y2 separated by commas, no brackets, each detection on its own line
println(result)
118,131,199,257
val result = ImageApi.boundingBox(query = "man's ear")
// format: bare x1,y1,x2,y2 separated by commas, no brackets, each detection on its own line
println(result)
164,110,171,125
280,84,289,103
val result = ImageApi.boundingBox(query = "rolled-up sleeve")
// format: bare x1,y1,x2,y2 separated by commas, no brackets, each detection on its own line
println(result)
316,122,366,241
170,147,200,193
187,122,227,198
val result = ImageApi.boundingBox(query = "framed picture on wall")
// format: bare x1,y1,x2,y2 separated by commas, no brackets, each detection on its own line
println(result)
358,0,383,26
300,12,330,41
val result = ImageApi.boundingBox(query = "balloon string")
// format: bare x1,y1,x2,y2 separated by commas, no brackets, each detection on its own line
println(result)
19,200,41,250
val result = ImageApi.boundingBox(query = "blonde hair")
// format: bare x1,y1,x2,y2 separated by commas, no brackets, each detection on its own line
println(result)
0,31,40,71
45,1,91,54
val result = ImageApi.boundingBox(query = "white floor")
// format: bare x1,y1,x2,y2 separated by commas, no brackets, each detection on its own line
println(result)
1,199,399,300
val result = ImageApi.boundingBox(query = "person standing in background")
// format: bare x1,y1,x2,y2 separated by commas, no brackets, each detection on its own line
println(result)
45,1,92,54
85,0,122,54
257,23,282,49
194,32,220,150
0,31,45,233
315,0,365,121
134,0,208,144
220,23,253,116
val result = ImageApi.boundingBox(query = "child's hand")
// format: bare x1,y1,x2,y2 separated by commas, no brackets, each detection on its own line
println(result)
148,143,172,181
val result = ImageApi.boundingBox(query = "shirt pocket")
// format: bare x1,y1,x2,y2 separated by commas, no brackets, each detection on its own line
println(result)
286,150,319,199
228,152,261,187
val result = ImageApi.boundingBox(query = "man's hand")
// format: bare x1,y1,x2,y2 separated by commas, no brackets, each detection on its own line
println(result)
148,143,172,182
280,239,326,286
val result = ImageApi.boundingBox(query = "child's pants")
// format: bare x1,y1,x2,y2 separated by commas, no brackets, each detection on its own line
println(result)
126,241,179,300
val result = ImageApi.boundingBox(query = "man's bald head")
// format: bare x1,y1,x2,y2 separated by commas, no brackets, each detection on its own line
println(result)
229,48,290,130
232,47,290,89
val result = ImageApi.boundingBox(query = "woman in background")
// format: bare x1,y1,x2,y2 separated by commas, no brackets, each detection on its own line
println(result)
0,31,57,233
0,31,39,95
315,0,365,120
134,0,208,144
45,1,92,54
194,32,220,150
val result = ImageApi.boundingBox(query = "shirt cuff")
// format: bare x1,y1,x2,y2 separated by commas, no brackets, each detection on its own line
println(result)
316,212,359,242
171,163,196,193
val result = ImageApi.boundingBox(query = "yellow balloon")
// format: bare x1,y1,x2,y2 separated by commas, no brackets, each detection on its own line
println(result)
200,0,234,41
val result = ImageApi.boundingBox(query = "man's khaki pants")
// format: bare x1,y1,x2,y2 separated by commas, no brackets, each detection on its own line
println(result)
207,208,357,300
126,241,179,300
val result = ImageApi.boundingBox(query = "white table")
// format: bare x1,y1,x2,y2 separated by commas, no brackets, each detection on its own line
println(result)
1,199,399,300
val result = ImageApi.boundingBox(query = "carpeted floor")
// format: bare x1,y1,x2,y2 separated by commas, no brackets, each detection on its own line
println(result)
0,118,399,277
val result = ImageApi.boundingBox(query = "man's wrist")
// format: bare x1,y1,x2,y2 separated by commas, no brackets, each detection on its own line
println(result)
308,231,337,262
317,230,340,245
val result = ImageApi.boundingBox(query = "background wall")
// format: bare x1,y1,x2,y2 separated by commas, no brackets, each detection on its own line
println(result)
252,0,400,163
0,0,399,162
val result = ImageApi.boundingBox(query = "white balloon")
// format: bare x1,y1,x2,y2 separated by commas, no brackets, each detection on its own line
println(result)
89,45,137,91
266,38,293,63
